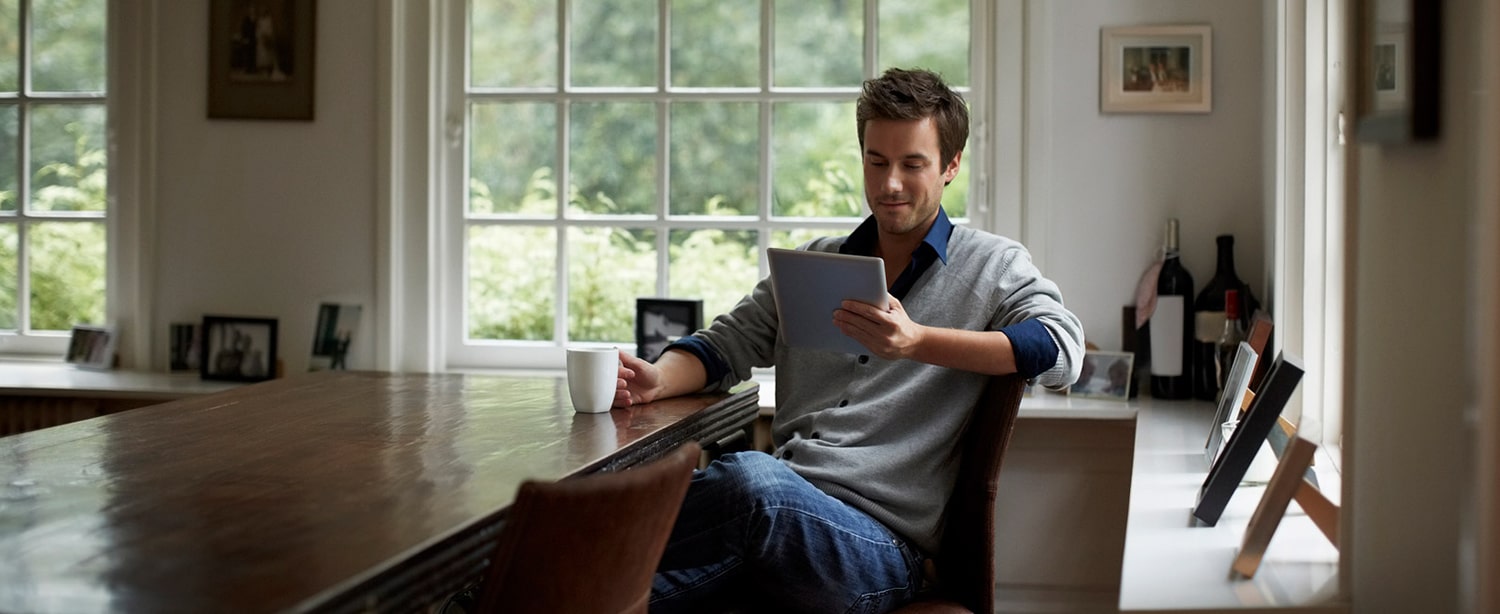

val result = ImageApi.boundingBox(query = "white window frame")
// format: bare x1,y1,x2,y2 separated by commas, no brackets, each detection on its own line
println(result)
0,0,131,360
1273,0,1346,466
429,0,996,371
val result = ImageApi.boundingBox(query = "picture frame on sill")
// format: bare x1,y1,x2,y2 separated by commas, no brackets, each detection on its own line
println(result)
1193,353,1305,527
1354,0,1441,142
1070,350,1134,401
1099,24,1212,114
208,0,316,120
309,303,361,371
201,315,279,383
635,298,703,361
65,325,116,370
169,322,201,372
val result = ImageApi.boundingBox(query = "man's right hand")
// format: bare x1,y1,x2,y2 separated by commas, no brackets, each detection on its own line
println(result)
616,350,664,408
615,347,710,408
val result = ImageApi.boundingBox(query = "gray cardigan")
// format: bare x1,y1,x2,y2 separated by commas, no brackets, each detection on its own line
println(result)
694,225,1084,553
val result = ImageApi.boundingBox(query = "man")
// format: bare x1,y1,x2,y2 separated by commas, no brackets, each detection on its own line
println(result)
615,67,1084,613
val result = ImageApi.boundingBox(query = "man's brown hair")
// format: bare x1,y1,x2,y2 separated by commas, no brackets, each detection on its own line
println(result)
856,67,970,170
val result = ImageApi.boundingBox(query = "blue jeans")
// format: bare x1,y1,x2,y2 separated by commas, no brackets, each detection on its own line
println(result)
649,451,924,614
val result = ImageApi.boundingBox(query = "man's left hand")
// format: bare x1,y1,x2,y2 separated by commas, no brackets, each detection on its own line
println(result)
833,294,924,360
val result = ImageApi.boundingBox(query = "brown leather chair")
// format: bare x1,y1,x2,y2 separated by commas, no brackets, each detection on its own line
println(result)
470,441,702,614
894,373,1027,614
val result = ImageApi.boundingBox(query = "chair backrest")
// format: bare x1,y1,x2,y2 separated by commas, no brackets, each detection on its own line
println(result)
931,374,1027,614
474,441,701,614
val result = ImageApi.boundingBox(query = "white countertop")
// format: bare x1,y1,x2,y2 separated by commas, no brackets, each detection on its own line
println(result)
1119,399,1343,612
0,362,239,399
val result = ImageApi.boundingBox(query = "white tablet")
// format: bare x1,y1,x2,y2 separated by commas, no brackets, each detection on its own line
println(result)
767,248,888,354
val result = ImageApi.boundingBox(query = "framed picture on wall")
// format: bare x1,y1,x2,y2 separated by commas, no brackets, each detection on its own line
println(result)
201,315,279,382
1099,24,1213,113
1355,0,1441,142
208,0,317,120
635,298,703,361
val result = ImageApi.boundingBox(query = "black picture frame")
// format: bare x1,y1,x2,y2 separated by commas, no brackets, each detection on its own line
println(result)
208,0,317,120
1192,353,1304,527
309,303,361,371
1355,0,1441,142
201,315,279,382
65,325,116,370
635,298,703,361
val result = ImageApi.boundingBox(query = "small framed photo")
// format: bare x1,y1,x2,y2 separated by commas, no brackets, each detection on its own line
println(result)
1100,24,1212,113
1071,350,1134,401
1354,0,1440,142
208,0,317,120
309,303,362,371
635,298,703,361
65,325,116,370
169,322,201,372
201,315,279,382
1193,353,1305,527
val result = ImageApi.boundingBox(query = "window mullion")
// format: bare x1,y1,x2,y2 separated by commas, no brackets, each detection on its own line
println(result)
864,0,879,78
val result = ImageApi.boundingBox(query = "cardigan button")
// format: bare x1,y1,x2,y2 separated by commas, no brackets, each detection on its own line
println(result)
858,355,869,364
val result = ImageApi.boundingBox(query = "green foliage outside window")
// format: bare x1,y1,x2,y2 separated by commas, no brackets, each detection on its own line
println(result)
464,0,972,347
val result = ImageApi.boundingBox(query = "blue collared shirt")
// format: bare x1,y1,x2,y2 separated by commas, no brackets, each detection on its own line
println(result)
668,207,1058,381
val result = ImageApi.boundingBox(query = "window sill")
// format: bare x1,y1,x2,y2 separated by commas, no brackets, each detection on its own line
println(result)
0,362,238,400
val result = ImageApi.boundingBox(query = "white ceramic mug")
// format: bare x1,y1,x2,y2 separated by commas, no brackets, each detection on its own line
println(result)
566,348,618,413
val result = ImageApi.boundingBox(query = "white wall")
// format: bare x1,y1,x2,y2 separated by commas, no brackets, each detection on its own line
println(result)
1347,0,1479,610
1024,0,1267,352
149,1,377,373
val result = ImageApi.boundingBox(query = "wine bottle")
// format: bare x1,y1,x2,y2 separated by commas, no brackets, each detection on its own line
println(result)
1191,235,1260,400
1215,288,1246,395
1149,219,1194,399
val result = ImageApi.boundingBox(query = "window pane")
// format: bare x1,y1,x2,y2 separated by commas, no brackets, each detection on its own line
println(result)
0,223,14,329
471,0,556,88
0,104,15,212
878,0,969,86
773,0,862,88
569,102,655,216
570,0,656,87
28,221,104,330
669,102,757,216
670,0,757,87
468,225,555,340
771,228,837,250
470,102,556,215
944,157,969,219
669,229,758,320
0,0,17,92
30,0,106,92
29,103,106,213
568,226,655,343
772,102,861,218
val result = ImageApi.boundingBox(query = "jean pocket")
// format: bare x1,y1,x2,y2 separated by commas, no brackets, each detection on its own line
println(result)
845,583,915,614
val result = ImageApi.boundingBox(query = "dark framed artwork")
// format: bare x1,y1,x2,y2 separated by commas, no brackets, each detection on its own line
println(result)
169,322,201,372
201,315,279,382
1355,0,1441,142
309,303,361,371
208,0,316,120
635,298,703,361
65,325,116,370
1192,353,1304,527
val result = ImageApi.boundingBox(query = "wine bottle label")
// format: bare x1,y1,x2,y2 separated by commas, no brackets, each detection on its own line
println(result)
1195,311,1227,343
1149,296,1185,376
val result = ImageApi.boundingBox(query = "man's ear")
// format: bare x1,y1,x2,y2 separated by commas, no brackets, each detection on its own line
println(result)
942,150,963,186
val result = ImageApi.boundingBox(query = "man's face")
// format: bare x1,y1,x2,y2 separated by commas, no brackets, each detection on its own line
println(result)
861,117,961,238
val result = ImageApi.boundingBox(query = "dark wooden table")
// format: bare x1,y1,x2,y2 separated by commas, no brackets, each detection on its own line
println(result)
0,371,759,613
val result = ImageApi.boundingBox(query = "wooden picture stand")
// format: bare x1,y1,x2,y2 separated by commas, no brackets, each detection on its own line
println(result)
1232,435,1341,578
